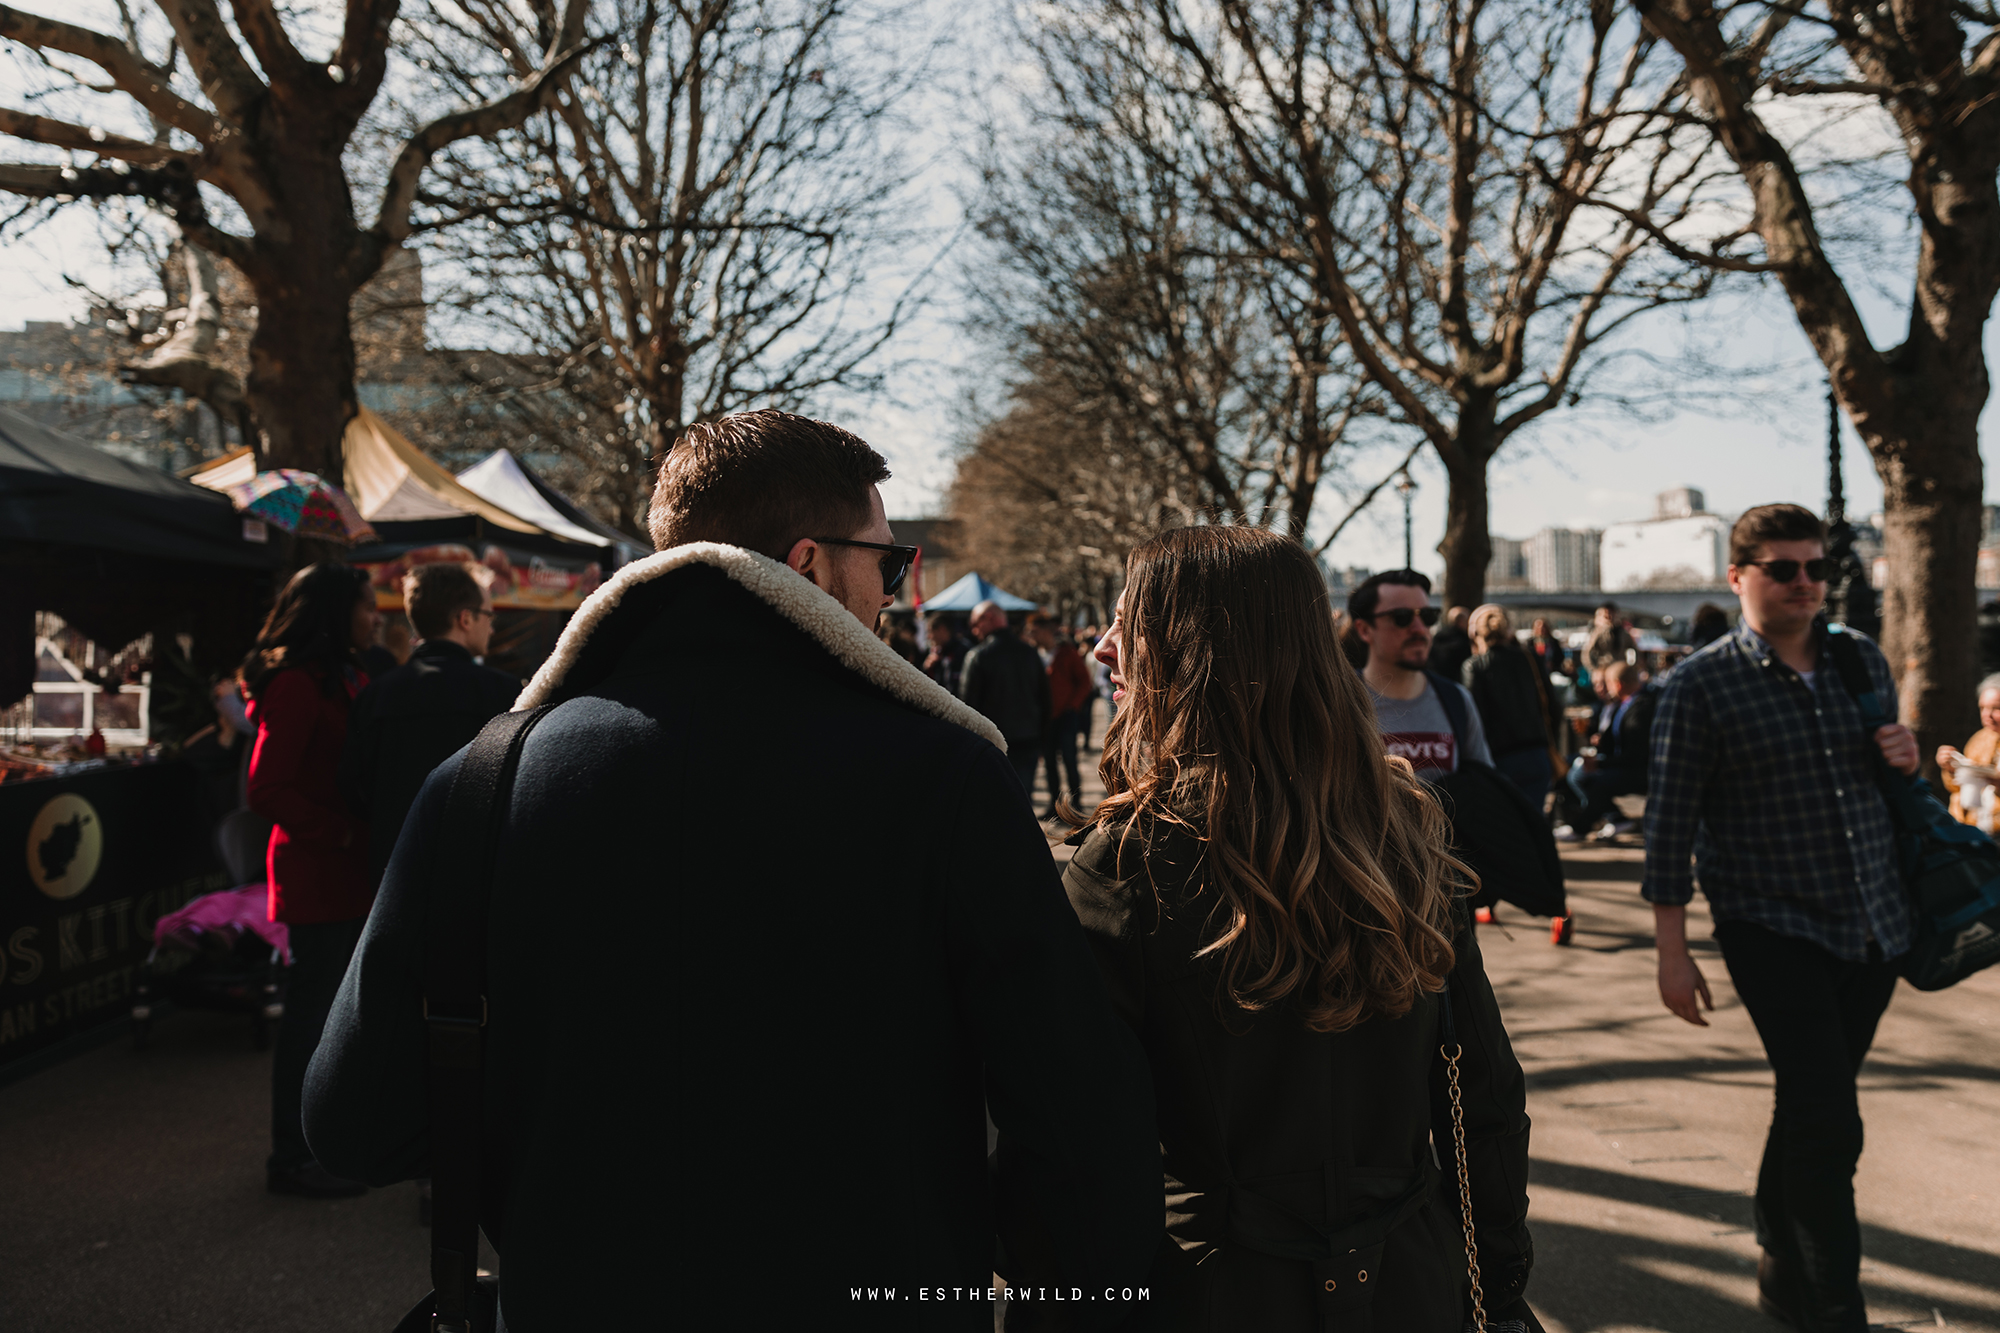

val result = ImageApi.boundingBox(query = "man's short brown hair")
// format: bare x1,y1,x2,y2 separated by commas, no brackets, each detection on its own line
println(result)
647,410,891,559
404,561,488,639
1729,503,1827,568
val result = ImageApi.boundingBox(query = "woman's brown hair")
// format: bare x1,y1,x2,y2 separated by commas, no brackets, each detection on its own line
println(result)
1096,526,1464,1033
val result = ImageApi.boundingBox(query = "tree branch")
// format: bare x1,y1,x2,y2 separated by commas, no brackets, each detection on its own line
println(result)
372,30,597,246
0,106,189,164
0,4,222,139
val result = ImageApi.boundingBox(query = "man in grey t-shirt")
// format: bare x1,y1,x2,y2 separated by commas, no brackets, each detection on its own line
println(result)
1348,570,1491,780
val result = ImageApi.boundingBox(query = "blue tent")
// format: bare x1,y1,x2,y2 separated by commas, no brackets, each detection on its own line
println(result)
921,571,1038,612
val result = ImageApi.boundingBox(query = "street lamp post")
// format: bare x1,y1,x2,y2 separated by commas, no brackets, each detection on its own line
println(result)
1395,472,1417,571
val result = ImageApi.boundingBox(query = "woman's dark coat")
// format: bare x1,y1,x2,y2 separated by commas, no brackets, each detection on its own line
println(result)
303,544,1160,1331
1058,817,1535,1332
1463,646,1552,760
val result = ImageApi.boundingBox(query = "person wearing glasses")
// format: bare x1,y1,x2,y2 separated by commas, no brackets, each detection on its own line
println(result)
1348,569,1492,781
340,560,518,900
1645,503,1919,1333
305,411,1158,1328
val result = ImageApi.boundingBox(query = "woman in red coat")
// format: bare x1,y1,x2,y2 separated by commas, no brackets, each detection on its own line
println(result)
241,562,379,1196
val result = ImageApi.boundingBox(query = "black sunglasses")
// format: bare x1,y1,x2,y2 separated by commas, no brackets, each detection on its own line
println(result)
815,538,919,597
1366,606,1441,629
1744,557,1834,584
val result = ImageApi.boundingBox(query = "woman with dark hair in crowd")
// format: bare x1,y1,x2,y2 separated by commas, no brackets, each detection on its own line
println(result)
240,562,379,1197
1687,602,1731,652
1056,526,1537,1331
1463,603,1557,806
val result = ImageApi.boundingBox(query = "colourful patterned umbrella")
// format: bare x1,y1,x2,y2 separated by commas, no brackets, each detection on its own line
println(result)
223,469,378,544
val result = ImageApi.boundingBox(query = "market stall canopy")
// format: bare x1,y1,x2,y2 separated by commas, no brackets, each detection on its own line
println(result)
919,572,1039,612
455,449,645,565
188,407,545,537
0,406,274,709
0,406,273,568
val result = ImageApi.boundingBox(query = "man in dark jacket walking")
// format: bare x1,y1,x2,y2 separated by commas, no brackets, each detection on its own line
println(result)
961,599,1050,795
304,411,1158,1331
339,560,519,890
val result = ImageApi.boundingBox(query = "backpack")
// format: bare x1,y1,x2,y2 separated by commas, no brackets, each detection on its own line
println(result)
1824,626,2000,990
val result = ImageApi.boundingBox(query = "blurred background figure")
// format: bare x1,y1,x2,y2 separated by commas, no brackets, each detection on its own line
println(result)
1462,604,1555,806
240,563,378,1199
922,613,968,695
1687,602,1732,652
1937,673,2000,828
960,599,1049,794
1428,604,1473,679
1029,612,1095,816
1554,661,1652,843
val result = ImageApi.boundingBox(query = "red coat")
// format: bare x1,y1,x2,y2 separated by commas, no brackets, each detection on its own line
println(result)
246,665,372,924
1047,642,1096,717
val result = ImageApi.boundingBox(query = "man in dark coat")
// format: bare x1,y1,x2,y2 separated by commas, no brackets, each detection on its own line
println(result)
340,560,520,890
304,411,1159,1331
960,599,1050,794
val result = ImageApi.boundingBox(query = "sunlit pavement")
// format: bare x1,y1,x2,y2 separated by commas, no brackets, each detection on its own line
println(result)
1491,839,2000,1333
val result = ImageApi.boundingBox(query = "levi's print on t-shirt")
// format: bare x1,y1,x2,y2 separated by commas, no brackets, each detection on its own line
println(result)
1381,730,1456,776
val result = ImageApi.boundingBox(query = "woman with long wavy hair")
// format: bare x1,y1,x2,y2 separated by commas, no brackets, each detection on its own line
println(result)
1060,527,1539,1332
239,562,379,1198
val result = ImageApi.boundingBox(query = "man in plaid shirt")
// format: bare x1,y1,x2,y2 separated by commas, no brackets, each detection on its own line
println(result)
1645,503,1919,1333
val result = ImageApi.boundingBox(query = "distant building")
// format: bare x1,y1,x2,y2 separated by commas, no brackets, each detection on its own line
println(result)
1524,527,1602,591
1319,563,1374,596
1487,537,1528,589
1599,487,1730,590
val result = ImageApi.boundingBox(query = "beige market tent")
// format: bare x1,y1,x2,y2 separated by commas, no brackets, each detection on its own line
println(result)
188,406,544,537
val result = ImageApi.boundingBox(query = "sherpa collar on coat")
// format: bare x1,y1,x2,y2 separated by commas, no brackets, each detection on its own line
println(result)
514,542,1007,751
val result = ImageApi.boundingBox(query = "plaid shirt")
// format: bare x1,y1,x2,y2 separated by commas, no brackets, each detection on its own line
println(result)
1642,619,1911,961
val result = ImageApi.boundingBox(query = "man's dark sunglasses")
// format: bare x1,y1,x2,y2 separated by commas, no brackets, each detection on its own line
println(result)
816,538,919,597
1744,557,1834,584
1366,606,1441,629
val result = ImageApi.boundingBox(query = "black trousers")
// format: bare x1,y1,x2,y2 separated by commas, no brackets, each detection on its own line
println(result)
1005,737,1042,797
1715,920,1899,1333
1042,709,1084,807
271,916,366,1170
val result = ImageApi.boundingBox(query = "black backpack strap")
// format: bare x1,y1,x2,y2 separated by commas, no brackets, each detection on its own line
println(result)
1822,625,1890,731
426,705,553,1333
1425,670,1470,751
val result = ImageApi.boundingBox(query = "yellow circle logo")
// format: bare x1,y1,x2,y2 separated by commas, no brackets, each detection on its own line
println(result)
27,793,102,900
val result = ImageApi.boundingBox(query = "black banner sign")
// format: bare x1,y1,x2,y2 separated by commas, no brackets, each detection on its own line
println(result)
1,762,230,1071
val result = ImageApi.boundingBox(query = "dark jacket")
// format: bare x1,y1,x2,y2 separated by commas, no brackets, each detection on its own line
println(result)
1059,817,1535,1333
304,549,1160,1331
1427,625,1473,682
1462,646,1550,758
1593,689,1656,775
246,664,372,924
962,630,1051,742
340,639,520,890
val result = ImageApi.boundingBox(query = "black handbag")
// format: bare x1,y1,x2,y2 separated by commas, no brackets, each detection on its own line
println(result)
1824,625,2000,990
392,705,554,1333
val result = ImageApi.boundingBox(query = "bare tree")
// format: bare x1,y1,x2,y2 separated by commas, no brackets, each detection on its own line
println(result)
1630,0,1998,763
968,14,1388,542
1047,0,1722,604
403,0,930,533
0,0,590,475
947,365,1208,618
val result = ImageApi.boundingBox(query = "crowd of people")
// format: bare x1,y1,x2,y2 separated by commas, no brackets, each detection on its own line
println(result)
205,406,1967,1333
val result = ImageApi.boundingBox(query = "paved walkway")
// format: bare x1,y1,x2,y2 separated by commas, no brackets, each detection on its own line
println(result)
2,713,1994,1330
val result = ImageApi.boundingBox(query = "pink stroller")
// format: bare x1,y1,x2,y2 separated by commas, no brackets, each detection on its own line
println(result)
131,884,289,1051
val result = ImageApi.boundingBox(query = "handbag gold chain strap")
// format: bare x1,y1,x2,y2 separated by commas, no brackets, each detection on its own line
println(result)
1444,1041,1488,1333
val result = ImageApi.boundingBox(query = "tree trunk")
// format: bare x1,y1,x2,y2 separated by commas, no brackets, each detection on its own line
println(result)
1870,420,1983,777
244,280,360,481
1434,404,1496,609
